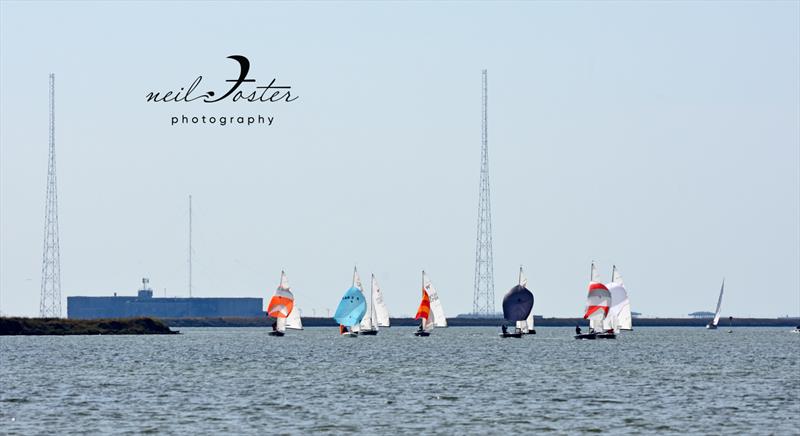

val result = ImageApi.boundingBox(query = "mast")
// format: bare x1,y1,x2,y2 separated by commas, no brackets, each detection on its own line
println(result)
519,265,523,286
370,274,376,325
421,270,425,329
188,194,192,298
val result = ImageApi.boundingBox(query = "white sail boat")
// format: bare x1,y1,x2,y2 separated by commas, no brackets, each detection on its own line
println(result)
602,265,632,334
576,261,613,339
414,271,447,337
267,271,303,337
706,279,725,330
359,274,390,335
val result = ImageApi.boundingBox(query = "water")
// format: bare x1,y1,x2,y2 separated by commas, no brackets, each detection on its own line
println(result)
2,327,798,434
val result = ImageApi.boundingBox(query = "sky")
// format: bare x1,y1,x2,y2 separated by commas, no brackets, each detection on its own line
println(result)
1,1,798,318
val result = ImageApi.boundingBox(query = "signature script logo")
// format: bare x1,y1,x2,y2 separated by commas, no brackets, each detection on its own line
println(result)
146,55,298,103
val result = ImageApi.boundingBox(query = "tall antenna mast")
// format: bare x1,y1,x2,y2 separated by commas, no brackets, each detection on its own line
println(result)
188,194,192,298
40,73,62,317
473,69,495,316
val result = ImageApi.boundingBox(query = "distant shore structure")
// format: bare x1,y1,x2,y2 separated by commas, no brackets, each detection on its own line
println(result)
473,69,495,316
67,278,262,319
40,73,62,318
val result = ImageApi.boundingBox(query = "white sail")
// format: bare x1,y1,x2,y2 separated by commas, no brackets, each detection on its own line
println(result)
518,266,533,332
711,279,725,327
276,317,287,333
591,261,601,283
423,272,447,327
372,275,390,327
603,266,632,332
424,308,436,332
353,267,363,293
286,306,303,330
519,266,528,288
360,280,374,331
612,265,624,285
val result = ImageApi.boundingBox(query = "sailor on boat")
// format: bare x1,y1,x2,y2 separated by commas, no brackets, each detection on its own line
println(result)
501,324,508,335
575,325,581,335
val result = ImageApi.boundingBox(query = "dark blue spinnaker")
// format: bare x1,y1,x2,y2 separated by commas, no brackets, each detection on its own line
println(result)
502,285,534,321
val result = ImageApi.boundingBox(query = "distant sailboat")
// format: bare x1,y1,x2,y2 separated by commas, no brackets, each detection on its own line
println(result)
334,267,367,337
359,274,390,336
414,271,447,337
575,261,612,340
706,279,725,330
602,265,632,335
267,271,303,337
502,266,533,338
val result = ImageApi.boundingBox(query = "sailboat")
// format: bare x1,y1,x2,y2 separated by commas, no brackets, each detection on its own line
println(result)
334,267,367,337
267,271,303,337
501,266,533,338
575,261,612,340
358,274,390,335
414,271,447,337
601,265,633,336
706,279,725,329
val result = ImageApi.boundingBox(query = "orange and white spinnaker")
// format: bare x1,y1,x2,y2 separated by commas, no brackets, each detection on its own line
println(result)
267,271,295,319
583,262,611,331
415,288,431,323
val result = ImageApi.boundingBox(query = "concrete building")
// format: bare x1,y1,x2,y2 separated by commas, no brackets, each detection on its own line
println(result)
67,278,263,319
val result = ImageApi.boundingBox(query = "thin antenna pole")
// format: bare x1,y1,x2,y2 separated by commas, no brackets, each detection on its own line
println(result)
189,194,192,298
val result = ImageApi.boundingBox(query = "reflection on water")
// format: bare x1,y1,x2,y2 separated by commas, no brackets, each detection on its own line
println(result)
1,327,798,433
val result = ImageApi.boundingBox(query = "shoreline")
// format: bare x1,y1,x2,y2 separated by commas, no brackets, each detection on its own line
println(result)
0,317,179,335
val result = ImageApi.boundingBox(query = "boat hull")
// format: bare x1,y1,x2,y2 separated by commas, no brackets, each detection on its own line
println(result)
341,332,358,338
268,331,285,337
574,333,597,340
524,330,536,335
596,332,616,339
358,329,378,336
414,331,431,337
706,324,717,330
499,332,523,338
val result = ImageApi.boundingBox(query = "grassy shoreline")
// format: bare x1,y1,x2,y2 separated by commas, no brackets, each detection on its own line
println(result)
0,317,179,335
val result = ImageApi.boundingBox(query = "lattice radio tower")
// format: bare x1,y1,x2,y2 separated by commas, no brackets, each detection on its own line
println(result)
40,73,62,317
473,69,495,316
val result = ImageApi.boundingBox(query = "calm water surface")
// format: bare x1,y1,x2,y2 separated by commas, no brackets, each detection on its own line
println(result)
2,327,798,434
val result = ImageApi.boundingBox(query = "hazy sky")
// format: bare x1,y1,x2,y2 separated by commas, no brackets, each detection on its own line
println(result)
1,1,798,318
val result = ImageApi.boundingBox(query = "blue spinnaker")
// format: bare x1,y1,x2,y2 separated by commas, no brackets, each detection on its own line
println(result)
502,285,534,321
334,286,367,327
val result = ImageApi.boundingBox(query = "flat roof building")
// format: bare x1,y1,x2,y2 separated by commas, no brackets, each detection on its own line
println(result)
67,278,263,319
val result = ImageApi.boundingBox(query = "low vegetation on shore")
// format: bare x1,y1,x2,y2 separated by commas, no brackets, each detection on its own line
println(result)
0,317,178,335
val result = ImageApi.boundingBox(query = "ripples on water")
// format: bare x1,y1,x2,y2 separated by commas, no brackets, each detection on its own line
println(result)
1,327,798,434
